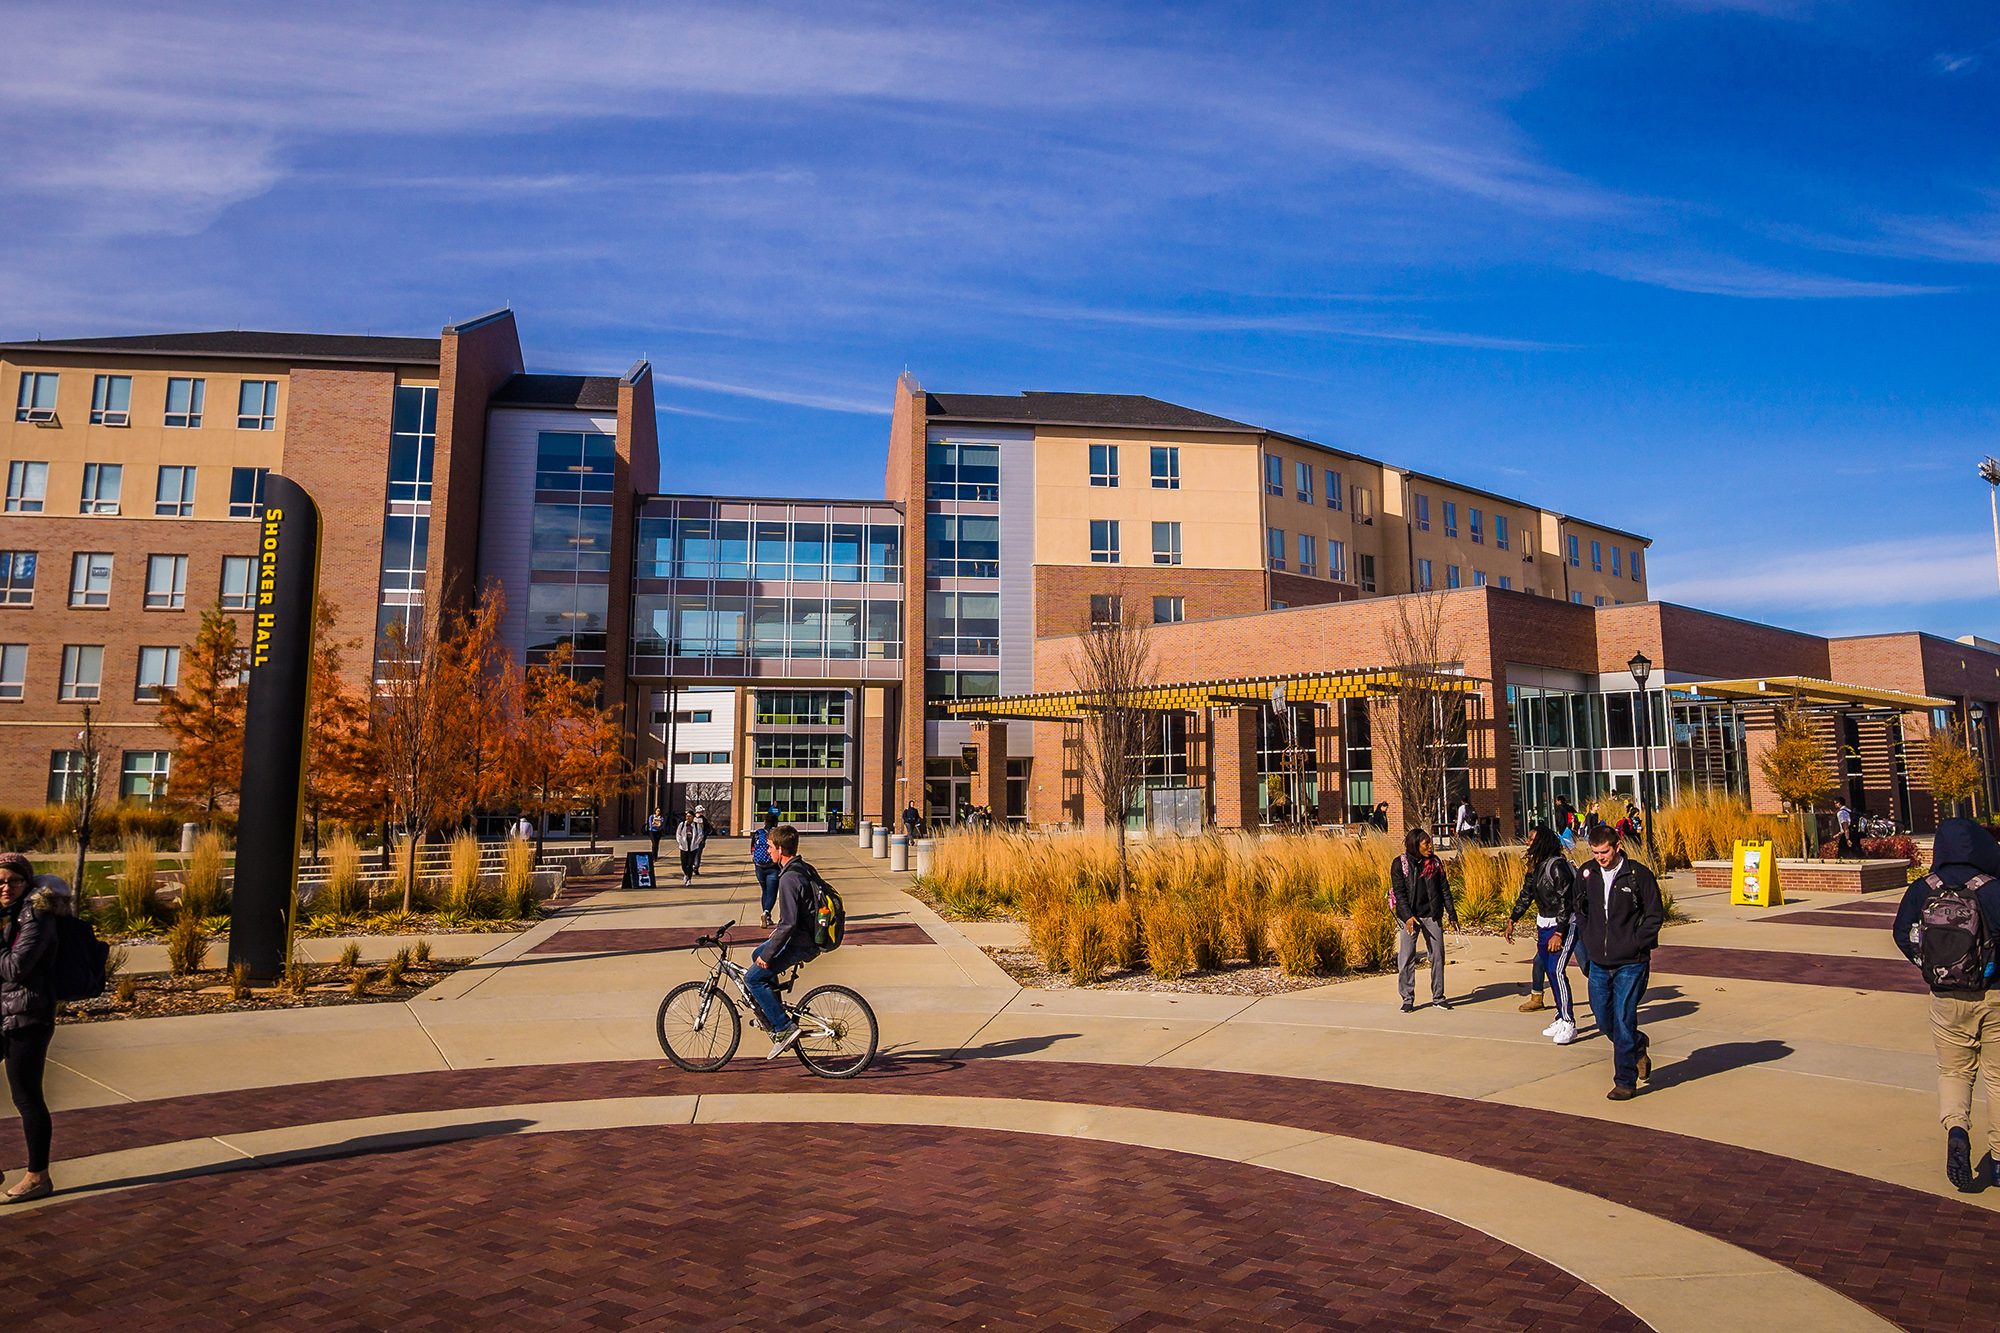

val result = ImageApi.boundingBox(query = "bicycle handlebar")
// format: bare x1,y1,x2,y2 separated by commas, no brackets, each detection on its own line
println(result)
694,920,737,950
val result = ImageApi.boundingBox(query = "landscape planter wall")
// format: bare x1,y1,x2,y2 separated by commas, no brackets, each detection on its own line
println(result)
1692,858,1910,895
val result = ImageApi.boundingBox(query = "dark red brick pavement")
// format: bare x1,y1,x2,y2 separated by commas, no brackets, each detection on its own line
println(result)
528,922,931,955
1755,910,1900,930
1650,944,1927,993
0,1123,1642,1332
8,1058,1998,1331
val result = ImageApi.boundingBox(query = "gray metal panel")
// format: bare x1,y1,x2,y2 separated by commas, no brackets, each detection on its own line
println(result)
995,432,1036,697
478,407,617,665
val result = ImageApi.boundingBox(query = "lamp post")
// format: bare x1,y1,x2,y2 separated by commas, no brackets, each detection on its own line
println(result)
1974,702,1989,820
1981,458,2000,597
1628,651,1659,867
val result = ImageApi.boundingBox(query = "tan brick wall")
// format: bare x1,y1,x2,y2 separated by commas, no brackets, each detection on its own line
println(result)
890,382,927,822
1033,565,1265,640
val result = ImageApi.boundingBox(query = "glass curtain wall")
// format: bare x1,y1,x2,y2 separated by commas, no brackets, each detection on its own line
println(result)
1257,706,1318,821
1508,684,1745,832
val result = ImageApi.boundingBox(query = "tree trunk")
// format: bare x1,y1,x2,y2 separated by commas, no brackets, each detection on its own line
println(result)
402,828,419,914
71,821,89,902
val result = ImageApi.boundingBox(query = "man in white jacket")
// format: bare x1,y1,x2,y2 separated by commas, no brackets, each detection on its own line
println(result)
675,806,710,886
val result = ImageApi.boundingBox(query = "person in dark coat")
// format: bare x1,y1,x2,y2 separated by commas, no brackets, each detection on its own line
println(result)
1505,827,1580,1040
1891,818,2000,1190
1390,829,1458,1012
1575,826,1665,1101
0,852,56,1203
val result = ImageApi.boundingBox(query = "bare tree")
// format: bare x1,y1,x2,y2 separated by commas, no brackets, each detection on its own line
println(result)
1071,593,1156,899
64,705,111,893
1372,591,1467,837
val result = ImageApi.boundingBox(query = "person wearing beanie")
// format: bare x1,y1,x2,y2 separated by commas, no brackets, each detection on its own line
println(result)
0,851,57,1202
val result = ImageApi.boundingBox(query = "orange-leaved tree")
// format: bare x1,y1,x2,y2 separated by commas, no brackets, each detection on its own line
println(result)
439,583,519,818
302,596,379,858
156,606,246,815
510,643,601,865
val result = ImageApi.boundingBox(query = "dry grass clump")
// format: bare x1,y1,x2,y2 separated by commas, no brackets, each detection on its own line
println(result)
325,831,364,917
1454,844,1519,929
502,837,537,919
1273,908,1346,977
1348,895,1398,972
228,963,251,1001
180,830,227,920
164,912,209,975
338,942,361,969
385,947,411,987
1651,791,1801,869
443,831,488,918
348,969,369,997
118,834,159,929
414,939,432,965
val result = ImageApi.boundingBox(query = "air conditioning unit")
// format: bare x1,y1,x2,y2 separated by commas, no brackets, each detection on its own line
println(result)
99,411,129,427
24,409,57,425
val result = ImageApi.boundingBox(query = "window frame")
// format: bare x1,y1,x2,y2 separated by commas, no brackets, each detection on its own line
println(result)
79,462,122,514
228,466,268,518
1355,487,1372,525
1591,540,1602,572
1468,507,1483,545
1446,564,1460,589
69,552,113,608
1495,514,1509,551
1150,445,1179,490
154,464,196,516
1298,532,1317,577
164,376,205,429
1264,454,1284,497
135,646,180,702
1152,595,1184,624
1326,469,1342,510
1089,594,1122,626
14,372,58,422
237,379,279,430
1356,552,1376,592
145,554,188,610
59,644,104,702
1088,443,1119,488
1610,545,1621,577
5,460,47,513
1151,520,1181,566
1089,519,1121,564
1267,525,1286,571
0,551,35,605
1328,537,1346,582
1443,500,1457,538
119,750,172,803
1295,461,1313,504
1417,557,1432,590
220,555,259,611
90,374,132,425
0,643,24,700
1414,493,1429,531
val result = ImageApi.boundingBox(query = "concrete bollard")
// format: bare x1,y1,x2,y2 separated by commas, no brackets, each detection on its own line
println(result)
181,822,199,853
872,825,889,858
889,833,909,871
914,838,934,876
857,819,873,849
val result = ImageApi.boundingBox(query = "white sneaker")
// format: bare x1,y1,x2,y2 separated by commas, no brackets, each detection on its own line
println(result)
1551,1020,1577,1045
1542,1020,1562,1037
766,1025,803,1058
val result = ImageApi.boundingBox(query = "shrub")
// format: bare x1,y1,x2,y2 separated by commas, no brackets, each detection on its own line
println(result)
104,946,127,981
338,942,360,969
348,969,369,997
1651,791,1800,869
114,976,137,1004
1140,892,1192,981
1273,908,1342,977
326,832,364,917
414,940,432,965
165,913,209,975
386,947,412,987
1224,856,1269,965
1065,899,1116,984
181,830,226,920
118,834,160,930
501,837,537,919
443,831,488,918
1349,897,1397,972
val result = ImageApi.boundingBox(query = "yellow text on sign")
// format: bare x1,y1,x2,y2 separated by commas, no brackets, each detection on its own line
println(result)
1730,839,1783,907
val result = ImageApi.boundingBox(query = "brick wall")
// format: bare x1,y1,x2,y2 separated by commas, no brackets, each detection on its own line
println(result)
1268,570,1356,610
432,312,523,617
890,381,927,823
1033,565,1266,642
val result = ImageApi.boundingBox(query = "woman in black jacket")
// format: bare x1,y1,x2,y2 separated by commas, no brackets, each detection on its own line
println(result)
1504,827,1581,1042
1390,828,1458,1012
0,852,56,1203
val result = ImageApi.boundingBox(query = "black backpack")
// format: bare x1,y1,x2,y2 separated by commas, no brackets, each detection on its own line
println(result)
50,913,109,1002
1915,873,1995,994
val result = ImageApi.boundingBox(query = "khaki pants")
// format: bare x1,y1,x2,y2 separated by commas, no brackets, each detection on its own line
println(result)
1931,991,2000,1157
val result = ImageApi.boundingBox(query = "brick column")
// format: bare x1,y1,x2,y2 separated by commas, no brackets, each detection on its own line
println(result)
1743,706,1782,815
973,721,1008,815
1316,702,1343,824
1212,707,1261,830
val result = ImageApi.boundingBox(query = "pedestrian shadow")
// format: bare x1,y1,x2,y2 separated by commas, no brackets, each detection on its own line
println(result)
1649,1040,1793,1089
1638,985,1700,1025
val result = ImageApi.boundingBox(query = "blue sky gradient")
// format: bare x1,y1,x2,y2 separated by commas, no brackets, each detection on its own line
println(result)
4,1,1996,638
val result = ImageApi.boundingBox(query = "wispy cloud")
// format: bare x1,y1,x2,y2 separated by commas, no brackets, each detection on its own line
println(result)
994,300,1566,350
650,372,889,416
1601,255,1957,299
1656,536,1999,613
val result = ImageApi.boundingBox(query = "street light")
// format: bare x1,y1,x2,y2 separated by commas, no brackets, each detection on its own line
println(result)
1981,458,2000,597
1627,651,1659,867
1974,703,1989,819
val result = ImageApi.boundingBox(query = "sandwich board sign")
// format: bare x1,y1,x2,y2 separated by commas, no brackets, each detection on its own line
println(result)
1730,840,1782,907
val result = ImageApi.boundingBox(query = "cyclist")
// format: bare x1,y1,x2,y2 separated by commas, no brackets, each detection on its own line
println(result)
745,825,821,1057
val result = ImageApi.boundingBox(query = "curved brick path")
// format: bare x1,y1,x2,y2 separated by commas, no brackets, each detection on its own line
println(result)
5,1123,1642,1332
10,1056,1996,1333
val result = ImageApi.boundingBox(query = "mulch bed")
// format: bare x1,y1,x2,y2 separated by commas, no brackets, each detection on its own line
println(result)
57,958,473,1024
984,946,1383,995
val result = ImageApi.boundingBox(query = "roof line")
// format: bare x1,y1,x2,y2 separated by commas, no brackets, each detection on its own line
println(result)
442,306,513,335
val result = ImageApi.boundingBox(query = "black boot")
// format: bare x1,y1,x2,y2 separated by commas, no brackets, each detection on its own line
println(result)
1948,1128,1976,1192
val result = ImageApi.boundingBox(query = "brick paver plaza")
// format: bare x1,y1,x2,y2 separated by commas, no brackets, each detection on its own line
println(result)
4,835,1995,1330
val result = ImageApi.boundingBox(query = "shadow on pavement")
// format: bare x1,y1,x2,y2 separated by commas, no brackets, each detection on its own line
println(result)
1649,1039,1793,1089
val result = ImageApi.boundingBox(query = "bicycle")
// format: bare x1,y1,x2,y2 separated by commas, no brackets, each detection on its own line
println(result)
655,921,879,1078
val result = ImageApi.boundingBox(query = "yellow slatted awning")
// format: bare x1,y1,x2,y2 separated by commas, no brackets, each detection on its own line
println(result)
1665,675,1950,711
947,666,1484,721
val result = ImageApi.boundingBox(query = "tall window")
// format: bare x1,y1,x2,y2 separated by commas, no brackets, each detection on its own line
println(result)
1326,469,1342,510
237,379,279,430
1354,488,1372,524
927,442,999,500
6,461,46,512
926,591,999,655
1497,575,1512,590
136,646,180,702
389,385,437,502
0,552,34,605
0,643,22,700
381,516,429,593
47,752,90,805
164,377,205,428
1610,545,1621,577
15,373,58,421
145,554,187,609
1264,454,1283,496
60,644,103,701
1572,590,1584,604
1447,564,1460,589
1267,526,1286,571
1468,507,1483,544
120,752,171,803
1521,528,1533,557
1153,596,1184,624
1328,538,1345,582
90,375,131,424
1150,446,1179,489
1443,500,1457,537
69,552,112,607
155,465,196,516
1298,533,1317,576
79,463,122,514
1089,519,1120,563
1089,594,1122,625
1417,558,1433,590
220,555,258,610
1356,552,1376,592
925,514,998,577
1414,494,1429,531
1591,540,1602,572
1152,521,1181,566
531,504,611,572
534,432,616,493
1568,534,1580,567
1631,550,1643,581
1473,570,1487,587
229,467,267,518
1495,515,1509,550
1089,444,1118,487
1296,462,1313,503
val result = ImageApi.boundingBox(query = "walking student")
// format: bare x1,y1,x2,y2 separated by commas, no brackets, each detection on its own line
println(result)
1505,827,1580,1043
744,825,822,1057
1576,826,1665,1100
1892,817,2000,1191
646,809,665,866
1391,829,1458,1012
752,812,781,929
0,852,57,1203
675,805,710,886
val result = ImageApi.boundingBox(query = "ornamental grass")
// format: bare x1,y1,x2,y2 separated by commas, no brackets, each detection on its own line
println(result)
501,837,537,919
325,832,364,917
180,830,227,920
1649,790,1801,869
117,835,159,930
442,831,489,918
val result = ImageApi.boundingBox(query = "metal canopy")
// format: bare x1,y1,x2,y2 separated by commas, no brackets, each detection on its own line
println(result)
1666,675,1949,711
947,666,1483,721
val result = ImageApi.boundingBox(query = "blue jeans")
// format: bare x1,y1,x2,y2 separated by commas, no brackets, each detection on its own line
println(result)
1585,958,1650,1087
744,942,816,1032
755,861,781,916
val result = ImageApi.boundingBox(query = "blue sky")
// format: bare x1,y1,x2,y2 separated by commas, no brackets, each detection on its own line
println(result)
4,1,1996,639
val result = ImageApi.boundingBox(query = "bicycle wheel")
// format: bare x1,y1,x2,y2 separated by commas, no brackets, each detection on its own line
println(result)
791,985,878,1079
657,982,741,1072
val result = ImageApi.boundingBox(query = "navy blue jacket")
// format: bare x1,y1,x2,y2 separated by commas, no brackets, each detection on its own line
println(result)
1893,819,2000,982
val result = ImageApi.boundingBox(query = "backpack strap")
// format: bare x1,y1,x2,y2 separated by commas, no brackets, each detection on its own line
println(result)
1966,874,1996,893
1923,873,1946,893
